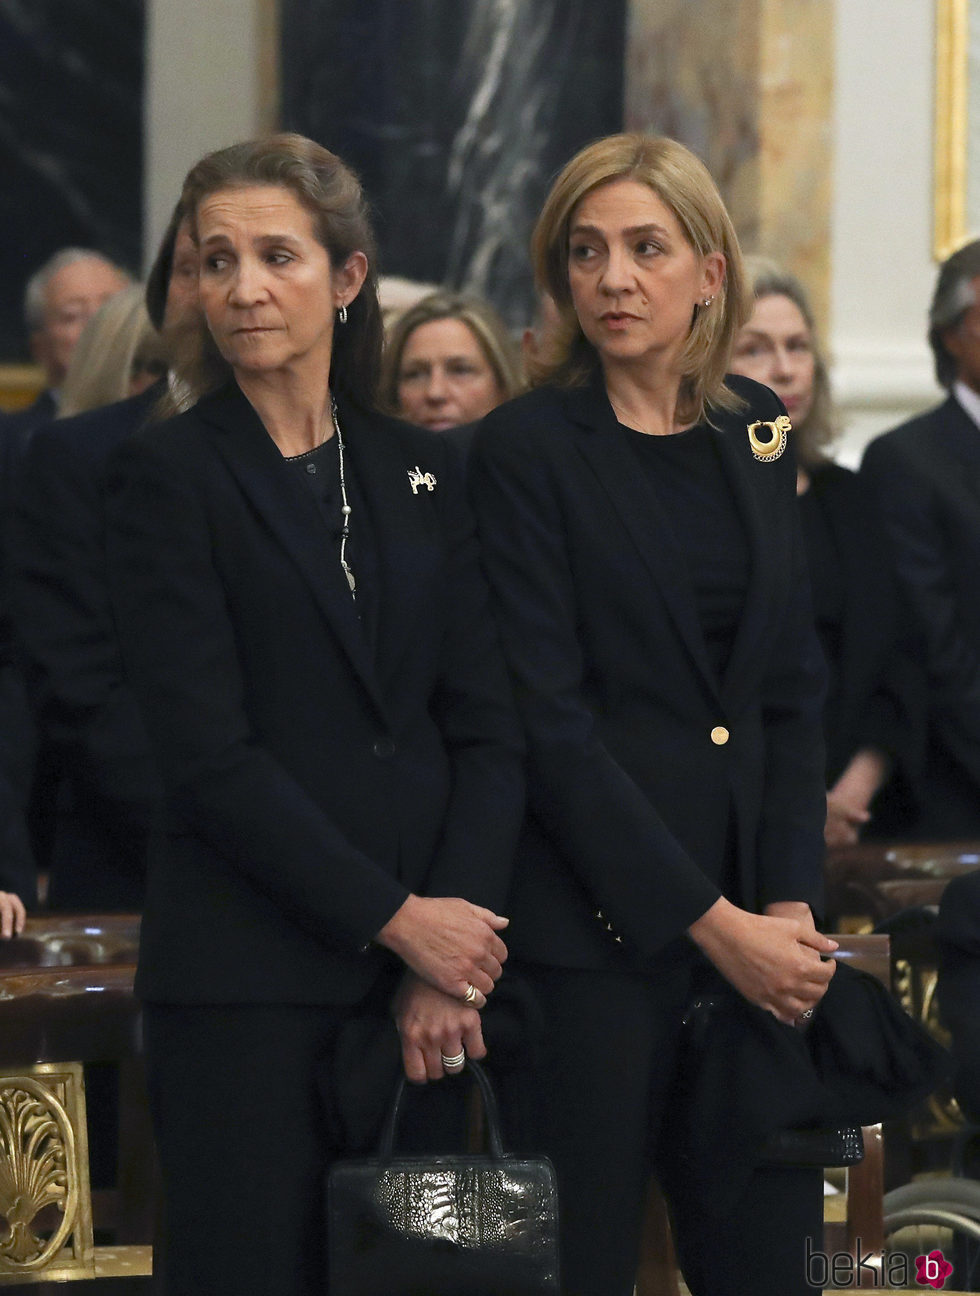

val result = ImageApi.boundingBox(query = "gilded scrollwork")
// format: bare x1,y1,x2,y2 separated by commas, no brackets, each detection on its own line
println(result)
0,1065,93,1280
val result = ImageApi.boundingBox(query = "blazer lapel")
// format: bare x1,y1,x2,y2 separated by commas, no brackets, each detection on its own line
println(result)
566,378,722,699
709,416,779,707
196,383,389,720
336,398,436,681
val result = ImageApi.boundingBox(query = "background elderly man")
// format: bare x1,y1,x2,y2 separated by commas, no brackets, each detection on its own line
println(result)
862,239,980,837
13,249,131,429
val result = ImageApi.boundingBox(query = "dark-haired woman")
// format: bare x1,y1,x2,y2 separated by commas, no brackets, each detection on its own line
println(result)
471,134,837,1296
104,134,522,1296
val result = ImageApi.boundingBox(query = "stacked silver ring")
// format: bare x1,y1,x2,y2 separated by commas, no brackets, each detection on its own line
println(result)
440,1049,466,1070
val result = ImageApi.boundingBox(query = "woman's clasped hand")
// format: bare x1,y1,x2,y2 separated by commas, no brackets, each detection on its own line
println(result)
376,893,509,1007
688,897,837,1025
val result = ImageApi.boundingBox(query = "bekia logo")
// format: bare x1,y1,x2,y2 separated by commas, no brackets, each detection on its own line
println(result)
805,1237,953,1288
915,1249,953,1289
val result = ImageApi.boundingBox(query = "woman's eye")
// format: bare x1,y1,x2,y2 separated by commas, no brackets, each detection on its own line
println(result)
570,244,596,262
399,368,427,384
204,254,229,272
267,251,292,266
447,362,479,377
636,240,661,256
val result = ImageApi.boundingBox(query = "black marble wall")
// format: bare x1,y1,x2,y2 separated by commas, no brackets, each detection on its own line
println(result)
281,0,626,327
0,0,144,359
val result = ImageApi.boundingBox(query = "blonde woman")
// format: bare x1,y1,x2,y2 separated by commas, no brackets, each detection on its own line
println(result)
59,284,167,418
471,135,836,1296
381,289,523,431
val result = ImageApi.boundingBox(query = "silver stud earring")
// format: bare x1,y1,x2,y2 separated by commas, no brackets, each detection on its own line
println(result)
702,296,714,307
338,303,348,324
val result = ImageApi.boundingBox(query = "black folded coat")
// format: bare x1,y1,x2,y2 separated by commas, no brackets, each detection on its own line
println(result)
658,961,950,1215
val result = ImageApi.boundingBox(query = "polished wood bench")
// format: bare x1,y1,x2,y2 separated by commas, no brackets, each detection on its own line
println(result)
0,915,140,971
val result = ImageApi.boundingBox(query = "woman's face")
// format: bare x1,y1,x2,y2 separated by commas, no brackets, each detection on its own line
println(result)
566,178,723,375
730,293,816,425
396,317,505,430
196,184,364,382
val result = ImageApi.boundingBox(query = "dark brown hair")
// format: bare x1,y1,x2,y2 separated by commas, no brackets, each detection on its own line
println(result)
170,133,383,409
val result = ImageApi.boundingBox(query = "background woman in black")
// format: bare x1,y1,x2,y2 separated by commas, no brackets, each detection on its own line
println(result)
731,259,921,843
471,134,837,1296
104,134,522,1296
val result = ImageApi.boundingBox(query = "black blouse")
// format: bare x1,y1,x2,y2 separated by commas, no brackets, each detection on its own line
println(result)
621,421,750,683
286,436,378,641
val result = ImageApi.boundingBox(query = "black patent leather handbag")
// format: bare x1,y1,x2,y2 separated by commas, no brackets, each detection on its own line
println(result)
326,1059,560,1295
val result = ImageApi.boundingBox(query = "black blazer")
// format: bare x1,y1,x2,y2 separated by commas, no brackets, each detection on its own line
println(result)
7,386,163,909
861,397,980,794
470,372,827,972
802,462,923,819
0,393,58,890
104,381,523,1005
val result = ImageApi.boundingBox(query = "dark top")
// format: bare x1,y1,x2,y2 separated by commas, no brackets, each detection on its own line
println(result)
622,421,750,682
7,386,164,910
799,461,923,835
287,435,379,641
470,371,827,972
799,486,846,748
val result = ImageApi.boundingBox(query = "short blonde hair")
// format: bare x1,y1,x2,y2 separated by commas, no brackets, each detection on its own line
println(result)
59,284,165,418
380,290,524,415
530,133,749,424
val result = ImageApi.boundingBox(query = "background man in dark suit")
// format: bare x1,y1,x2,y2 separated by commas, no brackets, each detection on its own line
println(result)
6,210,197,910
0,247,131,891
862,239,980,836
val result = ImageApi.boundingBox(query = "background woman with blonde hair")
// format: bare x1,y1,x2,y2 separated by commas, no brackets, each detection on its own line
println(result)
472,134,836,1295
382,288,523,431
58,283,167,418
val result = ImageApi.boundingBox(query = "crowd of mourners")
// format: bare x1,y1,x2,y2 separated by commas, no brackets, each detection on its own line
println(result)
1,129,980,1296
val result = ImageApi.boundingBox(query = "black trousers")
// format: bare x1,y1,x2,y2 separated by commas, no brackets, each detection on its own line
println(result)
497,962,823,1296
144,1003,350,1296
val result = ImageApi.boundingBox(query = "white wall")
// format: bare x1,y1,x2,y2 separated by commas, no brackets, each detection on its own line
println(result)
143,0,267,268
830,0,943,466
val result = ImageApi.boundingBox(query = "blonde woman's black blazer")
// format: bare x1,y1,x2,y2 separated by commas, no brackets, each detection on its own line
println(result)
105,381,523,1005
470,372,827,972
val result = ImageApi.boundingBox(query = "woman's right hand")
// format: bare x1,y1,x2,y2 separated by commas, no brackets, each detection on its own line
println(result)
375,894,509,1006
0,891,26,939
688,896,837,1025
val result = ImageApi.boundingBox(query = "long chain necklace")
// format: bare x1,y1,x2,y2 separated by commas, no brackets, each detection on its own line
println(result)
331,397,356,599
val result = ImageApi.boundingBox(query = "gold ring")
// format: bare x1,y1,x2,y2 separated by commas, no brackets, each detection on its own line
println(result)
462,984,479,1005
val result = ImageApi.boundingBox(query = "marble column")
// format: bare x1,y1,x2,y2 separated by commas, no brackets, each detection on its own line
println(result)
281,0,626,327
625,0,834,328
0,0,144,360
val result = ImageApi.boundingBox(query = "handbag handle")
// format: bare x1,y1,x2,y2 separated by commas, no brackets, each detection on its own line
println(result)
377,1058,507,1161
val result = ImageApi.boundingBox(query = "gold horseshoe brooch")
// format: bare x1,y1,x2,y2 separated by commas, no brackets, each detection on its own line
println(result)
746,413,791,462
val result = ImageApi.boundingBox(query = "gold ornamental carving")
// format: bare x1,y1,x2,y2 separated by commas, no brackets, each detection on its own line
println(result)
0,1064,93,1282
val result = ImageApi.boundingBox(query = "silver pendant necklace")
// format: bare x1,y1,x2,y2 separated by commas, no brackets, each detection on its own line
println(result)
331,397,356,599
